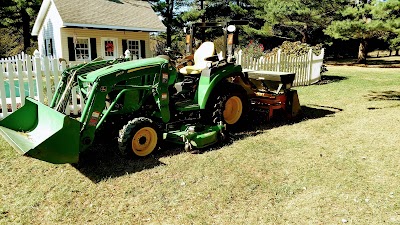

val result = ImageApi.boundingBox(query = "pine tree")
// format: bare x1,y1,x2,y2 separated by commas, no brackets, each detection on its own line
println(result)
374,0,400,55
325,0,399,63
149,0,190,47
249,0,346,44
180,0,254,45
0,0,41,53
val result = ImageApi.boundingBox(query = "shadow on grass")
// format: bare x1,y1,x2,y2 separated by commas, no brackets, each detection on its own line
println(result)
73,140,171,183
365,91,400,110
365,91,400,101
326,56,400,68
73,104,342,183
366,58,400,66
209,105,343,145
314,75,347,85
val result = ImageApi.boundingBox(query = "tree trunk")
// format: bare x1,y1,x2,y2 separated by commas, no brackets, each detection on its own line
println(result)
166,0,174,47
301,25,308,43
21,8,31,52
301,34,308,43
396,49,399,56
200,0,205,42
357,39,368,64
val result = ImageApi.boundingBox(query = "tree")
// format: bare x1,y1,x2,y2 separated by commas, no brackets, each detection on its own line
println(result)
181,0,253,23
373,0,400,55
180,0,255,45
0,0,42,53
249,0,347,44
149,0,190,47
0,28,21,58
325,0,398,63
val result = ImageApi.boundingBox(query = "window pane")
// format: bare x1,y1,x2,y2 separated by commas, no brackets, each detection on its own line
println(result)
75,38,90,61
127,40,140,59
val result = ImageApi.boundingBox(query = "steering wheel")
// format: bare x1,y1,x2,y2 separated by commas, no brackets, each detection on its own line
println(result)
164,48,183,61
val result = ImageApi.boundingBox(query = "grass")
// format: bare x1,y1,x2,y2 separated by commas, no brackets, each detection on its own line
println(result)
1,65,400,224
326,55,400,68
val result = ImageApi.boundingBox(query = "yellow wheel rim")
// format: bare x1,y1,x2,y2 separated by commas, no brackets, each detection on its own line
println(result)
223,96,243,125
131,127,158,156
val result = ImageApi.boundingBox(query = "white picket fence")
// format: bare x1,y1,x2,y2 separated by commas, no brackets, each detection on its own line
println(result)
0,50,75,118
235,48,325,86
0,50,137,118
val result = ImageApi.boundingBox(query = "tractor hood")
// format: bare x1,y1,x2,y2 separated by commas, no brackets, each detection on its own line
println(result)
85,57,169,82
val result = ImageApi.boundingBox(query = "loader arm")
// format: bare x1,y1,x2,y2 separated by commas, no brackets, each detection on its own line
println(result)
77,58,173,151
0,57,174,164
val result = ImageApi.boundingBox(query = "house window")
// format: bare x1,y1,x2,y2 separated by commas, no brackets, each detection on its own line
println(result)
45,38,53,56
75,38,90,61
104,40,115,57
127,40,140,59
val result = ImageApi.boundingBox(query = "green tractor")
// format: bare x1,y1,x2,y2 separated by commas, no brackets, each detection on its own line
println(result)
0,21,301,164
0,22,252,164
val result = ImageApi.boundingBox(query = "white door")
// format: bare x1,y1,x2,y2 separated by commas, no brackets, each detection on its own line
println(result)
102,38,117,60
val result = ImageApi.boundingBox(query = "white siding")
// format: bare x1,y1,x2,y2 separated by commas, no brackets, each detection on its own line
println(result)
60,28,151,62
37,1,63,58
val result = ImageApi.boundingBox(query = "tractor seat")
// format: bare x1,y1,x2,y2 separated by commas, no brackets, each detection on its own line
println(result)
179,42,215,75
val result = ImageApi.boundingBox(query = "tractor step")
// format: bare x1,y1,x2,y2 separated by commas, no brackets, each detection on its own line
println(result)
175,100,200,111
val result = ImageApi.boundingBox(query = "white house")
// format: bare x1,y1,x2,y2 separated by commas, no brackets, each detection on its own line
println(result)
31,0,166,62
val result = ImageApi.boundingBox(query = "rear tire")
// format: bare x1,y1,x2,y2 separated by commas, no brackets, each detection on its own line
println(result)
118,117,160,158
207,84,248,130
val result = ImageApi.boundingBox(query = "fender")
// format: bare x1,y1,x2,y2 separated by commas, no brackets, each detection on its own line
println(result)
197,64,244,109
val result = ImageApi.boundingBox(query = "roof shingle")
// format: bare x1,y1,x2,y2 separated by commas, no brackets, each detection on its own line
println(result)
53,0,166,32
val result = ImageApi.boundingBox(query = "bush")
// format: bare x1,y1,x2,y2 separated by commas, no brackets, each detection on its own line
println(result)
242,40,265,59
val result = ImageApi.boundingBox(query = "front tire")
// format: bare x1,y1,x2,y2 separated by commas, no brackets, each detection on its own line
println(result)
118,117,160,157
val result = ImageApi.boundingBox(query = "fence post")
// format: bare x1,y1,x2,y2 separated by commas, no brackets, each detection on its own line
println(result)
6,63,17,112
51,58,60,90
277,49,281,71
0,63,8,118
43,56,53,104
307,49,313,85
26,55,35,98
34,50,45,103
237,50,242,65
16,59,25,106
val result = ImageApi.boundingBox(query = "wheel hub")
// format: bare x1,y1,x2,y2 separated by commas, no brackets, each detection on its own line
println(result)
131,127,158,156
223,96,243,124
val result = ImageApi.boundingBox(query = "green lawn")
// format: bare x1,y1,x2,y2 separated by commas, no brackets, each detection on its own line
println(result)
1,65,400,224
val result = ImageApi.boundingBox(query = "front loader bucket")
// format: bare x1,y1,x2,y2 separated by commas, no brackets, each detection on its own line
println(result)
0,97,81,164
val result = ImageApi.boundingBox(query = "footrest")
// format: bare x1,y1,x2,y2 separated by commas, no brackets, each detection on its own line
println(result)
175,100,200,111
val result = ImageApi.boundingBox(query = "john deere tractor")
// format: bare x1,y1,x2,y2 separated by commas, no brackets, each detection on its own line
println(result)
0,24,252,164
0,21,300,164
